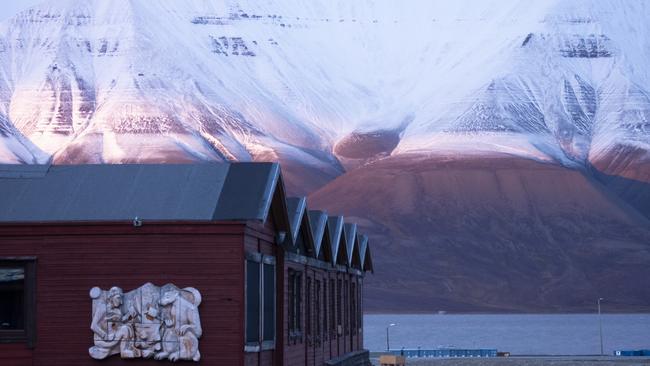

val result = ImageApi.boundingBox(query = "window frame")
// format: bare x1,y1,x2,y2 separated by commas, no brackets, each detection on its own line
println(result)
357,279,363,334
288,269,303,342
350,282,357,335
314,280,320,340
337,279,342,335
305,276,312,343
344,280,349,335
244,253,276,353
322,280,327,340
261,260,276,348
329,278,336,337
0,257,36,348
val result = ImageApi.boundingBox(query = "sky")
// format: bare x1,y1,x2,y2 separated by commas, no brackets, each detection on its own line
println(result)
0,0,43,22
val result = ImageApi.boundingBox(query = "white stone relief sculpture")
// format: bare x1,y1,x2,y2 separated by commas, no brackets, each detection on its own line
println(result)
89,283,202,362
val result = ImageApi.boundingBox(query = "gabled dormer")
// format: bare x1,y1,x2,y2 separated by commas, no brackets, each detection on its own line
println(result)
327,216,347,266
350,233,363,270
343,223,357,267
309,210,333,264
286,197,316,257
359,235,374,273
215,162,292,245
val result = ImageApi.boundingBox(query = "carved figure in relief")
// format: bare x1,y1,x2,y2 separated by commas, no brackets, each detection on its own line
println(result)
88,286,140,359
89,283,202,362
135,304,163,358
156,288,203,362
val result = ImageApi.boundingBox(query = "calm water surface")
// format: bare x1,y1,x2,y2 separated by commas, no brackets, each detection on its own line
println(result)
364,314,650,355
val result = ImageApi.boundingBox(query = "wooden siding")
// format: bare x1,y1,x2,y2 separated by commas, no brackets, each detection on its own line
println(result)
0,222,246,366
0,219,367,366
0,343,32,366
283,260,365,366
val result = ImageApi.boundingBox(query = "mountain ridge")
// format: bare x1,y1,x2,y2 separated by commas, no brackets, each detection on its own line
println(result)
1,0,650,311
1,0,649,171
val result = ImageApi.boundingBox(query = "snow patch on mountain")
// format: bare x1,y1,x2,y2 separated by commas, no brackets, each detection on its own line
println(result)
0,0,649,173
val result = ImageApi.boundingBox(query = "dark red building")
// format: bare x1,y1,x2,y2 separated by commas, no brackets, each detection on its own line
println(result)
0,163,373,366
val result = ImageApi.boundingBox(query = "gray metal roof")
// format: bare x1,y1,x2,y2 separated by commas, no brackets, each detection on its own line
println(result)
308,210,329,260
327,216,345,264
0,163,280,223
359,235,368,265
0,162,373,273
358,235,373,273
286,197,307,244
213,162,281,221
344,223,358,267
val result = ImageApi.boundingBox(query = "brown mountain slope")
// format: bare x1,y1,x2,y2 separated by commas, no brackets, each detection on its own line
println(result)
590,145,650,219
309,154,650,313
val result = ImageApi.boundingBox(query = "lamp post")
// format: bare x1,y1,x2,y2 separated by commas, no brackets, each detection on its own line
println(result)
386,323,396,351
598,298,604,356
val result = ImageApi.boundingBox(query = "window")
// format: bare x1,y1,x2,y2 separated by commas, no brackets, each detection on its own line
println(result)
262,263,275,343
357,280,362,334
337,279,342,335
245,255,276,352
323,281,327,339
306,277,312,338
330,279,335,335
0,268,23,330
315,280,321,340
0,258,36,347
344,280,349,335
288,269,302,338
351,282,356,335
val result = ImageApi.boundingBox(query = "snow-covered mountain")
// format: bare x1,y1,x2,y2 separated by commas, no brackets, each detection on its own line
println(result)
1,0,649,181
2,0,650,312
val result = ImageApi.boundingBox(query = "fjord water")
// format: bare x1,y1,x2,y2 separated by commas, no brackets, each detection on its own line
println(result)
364,314,650,355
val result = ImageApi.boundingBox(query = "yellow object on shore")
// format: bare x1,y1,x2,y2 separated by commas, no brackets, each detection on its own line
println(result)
380,355,406,366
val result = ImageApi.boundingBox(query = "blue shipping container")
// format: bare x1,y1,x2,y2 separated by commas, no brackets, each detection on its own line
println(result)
390,348,498,358
614,350,642,356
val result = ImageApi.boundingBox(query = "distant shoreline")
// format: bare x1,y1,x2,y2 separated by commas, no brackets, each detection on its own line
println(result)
363,314,650,356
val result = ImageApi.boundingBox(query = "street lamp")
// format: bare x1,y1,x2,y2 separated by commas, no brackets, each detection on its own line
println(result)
386,323,397,351
598,298,604,356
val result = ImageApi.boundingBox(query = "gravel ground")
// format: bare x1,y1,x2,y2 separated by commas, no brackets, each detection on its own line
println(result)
369,356,650,366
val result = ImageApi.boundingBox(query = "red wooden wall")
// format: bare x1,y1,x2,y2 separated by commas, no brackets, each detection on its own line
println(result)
282,264,364,366
0,222,246,366
0,220,367,366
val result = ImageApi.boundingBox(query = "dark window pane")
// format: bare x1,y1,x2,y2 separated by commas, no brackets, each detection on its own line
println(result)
358,283,362,331
288,271,294,332
323,282,327,338
330,279,335,332
315,280,321,336
344,281,349,334
296,274,301,331
306,277,311,336
0,268,25,330
263,263,275,341
245,260,260,343
351,283,356,334
337,279,342,330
